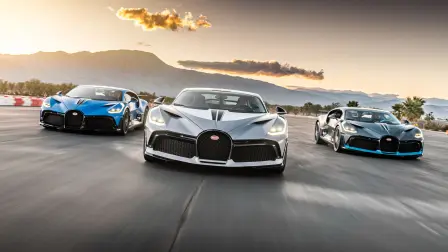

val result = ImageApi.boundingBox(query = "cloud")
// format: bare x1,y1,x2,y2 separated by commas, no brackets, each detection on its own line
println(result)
116,8,211,32
137,42,151,47
177,60,324,80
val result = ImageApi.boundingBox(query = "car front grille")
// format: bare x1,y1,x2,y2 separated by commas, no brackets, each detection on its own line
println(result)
84,117,116,130
197,131,232,161
65,110,84,129
347,136,379,151
42,111,64,127
379,136,399,152
399,141,422,153
149,132,196,158
231,141,279,162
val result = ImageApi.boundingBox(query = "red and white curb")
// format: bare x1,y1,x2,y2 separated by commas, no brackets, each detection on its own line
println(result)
0,95,45,107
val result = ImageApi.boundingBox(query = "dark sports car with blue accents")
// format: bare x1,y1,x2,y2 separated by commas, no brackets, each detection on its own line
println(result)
314,107,424,159
40,85,149,135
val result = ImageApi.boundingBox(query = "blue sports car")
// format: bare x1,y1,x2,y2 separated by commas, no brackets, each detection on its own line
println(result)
40,85,149,135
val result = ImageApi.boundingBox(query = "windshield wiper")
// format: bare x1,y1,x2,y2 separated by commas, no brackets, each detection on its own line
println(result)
173,103,185,107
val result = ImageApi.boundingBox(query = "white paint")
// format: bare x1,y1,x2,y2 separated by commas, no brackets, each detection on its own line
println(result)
174,106,212,120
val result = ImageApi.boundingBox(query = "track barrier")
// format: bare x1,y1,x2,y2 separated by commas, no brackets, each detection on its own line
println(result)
0,95,45,107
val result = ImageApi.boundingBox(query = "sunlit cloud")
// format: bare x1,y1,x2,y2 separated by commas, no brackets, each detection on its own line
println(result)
116,8,211,32
177,59,324,80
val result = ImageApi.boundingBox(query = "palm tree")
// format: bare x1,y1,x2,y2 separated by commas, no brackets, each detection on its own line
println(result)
424,112,435,121
391,103,404,119
347,101,359,107
402,96,426,122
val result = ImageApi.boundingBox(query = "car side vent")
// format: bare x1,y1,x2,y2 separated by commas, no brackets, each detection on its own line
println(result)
162,109,182,118
252,119,273,125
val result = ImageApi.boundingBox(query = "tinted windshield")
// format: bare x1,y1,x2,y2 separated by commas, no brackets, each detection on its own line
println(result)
345,109,401,125
66,86,123,101
173,91,267,113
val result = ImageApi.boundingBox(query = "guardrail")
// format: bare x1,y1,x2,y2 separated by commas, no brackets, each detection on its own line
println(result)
0,95,45,107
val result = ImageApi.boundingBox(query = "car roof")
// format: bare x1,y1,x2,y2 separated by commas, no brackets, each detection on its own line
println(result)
76,85,130,92
179,88,263,98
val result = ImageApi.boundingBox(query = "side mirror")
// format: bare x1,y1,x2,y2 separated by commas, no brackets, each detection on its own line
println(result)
56,91,62,96
276,106,287,115
403,120,410,125
153,96,165,105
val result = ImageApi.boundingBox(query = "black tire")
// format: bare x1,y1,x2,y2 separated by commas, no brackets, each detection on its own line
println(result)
314,122,325,144
332,126,344,153
119,109,130,136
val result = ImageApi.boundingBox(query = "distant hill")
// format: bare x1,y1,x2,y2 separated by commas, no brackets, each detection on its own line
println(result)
1,50,447,118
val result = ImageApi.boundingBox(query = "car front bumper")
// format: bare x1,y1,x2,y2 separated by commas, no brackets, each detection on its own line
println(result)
144,147,285,168
342,144,423,156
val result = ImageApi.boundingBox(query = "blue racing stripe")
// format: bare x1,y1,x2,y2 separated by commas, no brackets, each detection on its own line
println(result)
343,145,423,156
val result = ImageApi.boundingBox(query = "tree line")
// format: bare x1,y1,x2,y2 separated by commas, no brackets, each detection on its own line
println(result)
0,79,77,97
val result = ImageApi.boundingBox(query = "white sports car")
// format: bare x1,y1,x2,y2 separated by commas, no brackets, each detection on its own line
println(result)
143,88,288,173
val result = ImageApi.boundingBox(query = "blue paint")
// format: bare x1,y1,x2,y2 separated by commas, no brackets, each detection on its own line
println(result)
343,145,423,156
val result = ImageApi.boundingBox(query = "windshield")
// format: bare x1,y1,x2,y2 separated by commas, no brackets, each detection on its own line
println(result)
173,91,267,113
66,86,123,101
345,109,401,125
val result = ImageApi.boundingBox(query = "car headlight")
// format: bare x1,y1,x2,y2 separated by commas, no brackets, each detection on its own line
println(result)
108,103,125,114
268,117,286,135
149,109,165,126
414,129,423,138
341,121,357,133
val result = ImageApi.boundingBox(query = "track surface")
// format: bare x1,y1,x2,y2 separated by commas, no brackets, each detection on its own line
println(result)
1,107,448,252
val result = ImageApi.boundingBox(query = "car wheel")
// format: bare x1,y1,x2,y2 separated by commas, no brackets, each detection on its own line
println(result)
333,127,344,152
119,109,130,136
315,122,325,144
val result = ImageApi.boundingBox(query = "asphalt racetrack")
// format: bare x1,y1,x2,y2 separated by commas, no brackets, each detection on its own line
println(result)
1,107,448,252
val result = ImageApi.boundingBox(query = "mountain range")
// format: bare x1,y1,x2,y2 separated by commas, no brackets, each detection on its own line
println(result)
1,50,447,118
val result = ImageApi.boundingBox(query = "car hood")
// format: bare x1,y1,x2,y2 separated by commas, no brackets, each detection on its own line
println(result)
164,105,276,132
346,120,415,138
52,96,120,111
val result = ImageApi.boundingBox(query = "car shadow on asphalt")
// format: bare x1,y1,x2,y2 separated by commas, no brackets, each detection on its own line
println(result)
41,127,143,137
145,160,285,179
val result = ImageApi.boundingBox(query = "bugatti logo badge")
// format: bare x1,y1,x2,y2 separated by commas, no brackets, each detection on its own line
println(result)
210,135,219,141
386,138,392,141
72,112,78,116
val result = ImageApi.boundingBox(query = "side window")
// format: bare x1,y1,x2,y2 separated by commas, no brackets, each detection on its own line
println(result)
124,93,132,103
327,109,342,121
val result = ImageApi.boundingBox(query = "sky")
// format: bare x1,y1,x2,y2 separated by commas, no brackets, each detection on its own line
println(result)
0,0,447,98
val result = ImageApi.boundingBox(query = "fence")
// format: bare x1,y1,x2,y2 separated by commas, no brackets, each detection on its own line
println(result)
0,95,45,107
